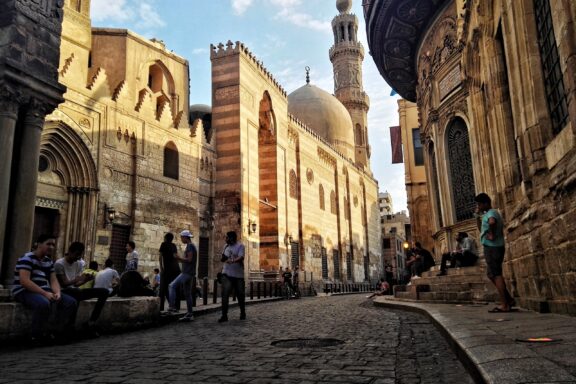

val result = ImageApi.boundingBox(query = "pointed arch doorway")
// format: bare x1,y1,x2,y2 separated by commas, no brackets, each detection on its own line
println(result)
35,122,98,256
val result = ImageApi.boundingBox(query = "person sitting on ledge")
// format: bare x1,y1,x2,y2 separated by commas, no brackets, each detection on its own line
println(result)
55,242,110,336
12,234,77,345
437,232,478,276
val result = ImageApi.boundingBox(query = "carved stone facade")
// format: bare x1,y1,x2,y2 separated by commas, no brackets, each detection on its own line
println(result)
0,0,67,284
366,0,576,314
1,0,381,286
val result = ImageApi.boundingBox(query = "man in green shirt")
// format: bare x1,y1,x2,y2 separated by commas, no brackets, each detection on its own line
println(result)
475,193,515,312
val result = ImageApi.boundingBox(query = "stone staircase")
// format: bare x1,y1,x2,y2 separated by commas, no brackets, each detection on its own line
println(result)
392,264,498,304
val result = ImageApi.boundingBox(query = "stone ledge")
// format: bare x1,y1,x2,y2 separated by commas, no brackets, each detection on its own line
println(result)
0,296,160,340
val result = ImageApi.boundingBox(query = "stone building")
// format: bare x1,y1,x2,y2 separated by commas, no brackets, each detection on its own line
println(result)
1,0,381,285
365,0,576,314
0,0,67,285
211,0,381,283
397,100,433,252
380,210,410,282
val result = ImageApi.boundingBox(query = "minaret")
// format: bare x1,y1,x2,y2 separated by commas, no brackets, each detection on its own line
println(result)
330,0,371,170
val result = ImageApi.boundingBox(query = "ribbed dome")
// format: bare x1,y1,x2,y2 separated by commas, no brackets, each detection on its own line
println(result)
288,84,354,159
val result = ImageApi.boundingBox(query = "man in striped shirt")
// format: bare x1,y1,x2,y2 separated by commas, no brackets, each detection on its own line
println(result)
12,234,77,343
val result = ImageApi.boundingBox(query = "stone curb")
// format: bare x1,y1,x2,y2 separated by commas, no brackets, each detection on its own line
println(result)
372,298,576,384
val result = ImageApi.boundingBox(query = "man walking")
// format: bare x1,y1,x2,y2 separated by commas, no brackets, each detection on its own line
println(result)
166,230,197,322
475,193,514,312
219,231,246,322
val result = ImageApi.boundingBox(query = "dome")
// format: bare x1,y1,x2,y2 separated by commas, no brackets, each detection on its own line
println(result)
288,84,355,159
189,104,211,124
336,0,352,14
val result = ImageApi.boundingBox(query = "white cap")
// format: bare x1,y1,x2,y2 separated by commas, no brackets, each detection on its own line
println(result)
180,230,193,238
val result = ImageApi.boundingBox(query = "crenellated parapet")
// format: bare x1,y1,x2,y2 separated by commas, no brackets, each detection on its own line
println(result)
211,40,287,98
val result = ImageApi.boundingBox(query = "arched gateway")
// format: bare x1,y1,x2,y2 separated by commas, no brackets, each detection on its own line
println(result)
35,119,98,256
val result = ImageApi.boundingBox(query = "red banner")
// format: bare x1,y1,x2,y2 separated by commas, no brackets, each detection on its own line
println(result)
390,126,403,164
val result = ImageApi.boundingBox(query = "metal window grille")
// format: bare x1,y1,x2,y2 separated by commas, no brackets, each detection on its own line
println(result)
321,247,328,279
534,0,569,135
333,249,341,280
290,241,299,269
346,252,352,280
447,118,476,222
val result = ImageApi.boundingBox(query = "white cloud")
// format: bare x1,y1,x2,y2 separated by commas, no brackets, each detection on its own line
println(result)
90,0,133,22
192,48,209,55
276,8,331,32
137,2,166,29
232,0,255,15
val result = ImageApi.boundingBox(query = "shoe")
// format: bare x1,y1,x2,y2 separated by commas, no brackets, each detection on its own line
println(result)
218,316,228,323
436,271,447,276
164,307,178,314
179,313,194,322
406,282,412,286
412,275,421,279
239,313,246,320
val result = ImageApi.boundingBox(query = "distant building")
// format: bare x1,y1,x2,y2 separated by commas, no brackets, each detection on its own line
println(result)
380,210,410,282
378,191,393,215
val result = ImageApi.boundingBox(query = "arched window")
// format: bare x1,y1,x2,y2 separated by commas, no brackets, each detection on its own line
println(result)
289,170,298,199
446,118,475,221
330,191,337,214
355,124,363,146
319,184,325,210
163,142,179,180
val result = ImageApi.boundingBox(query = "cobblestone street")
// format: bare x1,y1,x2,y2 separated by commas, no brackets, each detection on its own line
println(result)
0,296,474,384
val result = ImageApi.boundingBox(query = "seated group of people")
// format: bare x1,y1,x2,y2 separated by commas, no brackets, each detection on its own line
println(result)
404,235,478,284
11,234,130,345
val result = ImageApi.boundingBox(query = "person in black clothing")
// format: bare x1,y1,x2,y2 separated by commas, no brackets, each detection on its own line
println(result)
282,267,296,298
414,242,435,273
158,233,181,311
292,265,300,298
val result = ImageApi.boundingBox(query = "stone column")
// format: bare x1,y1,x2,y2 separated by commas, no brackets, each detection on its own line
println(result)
4,101,47,282
0,90,20,284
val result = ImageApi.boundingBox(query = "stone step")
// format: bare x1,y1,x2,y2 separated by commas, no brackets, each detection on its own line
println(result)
419,291,473,302
0,289,11,303
422,265,487,278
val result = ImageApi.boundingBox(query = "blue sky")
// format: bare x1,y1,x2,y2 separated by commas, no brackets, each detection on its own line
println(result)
90,0,407,213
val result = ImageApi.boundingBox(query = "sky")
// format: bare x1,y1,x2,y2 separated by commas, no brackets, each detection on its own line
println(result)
90,0,408,213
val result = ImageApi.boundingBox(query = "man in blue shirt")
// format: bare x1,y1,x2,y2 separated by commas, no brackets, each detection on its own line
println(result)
166,230,197,322
12,234,77,344
475,193,515,312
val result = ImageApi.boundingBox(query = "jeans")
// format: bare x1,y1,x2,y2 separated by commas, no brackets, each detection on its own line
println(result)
62,287,110,323
15,291,77,337
221,275,245,318
168,273,194,313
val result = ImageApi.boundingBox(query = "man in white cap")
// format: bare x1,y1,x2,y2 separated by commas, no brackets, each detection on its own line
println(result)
166,230,197,322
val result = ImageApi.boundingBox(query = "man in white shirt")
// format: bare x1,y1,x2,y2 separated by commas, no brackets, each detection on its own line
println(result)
218,231,246,323
437,232,478,276
94,258,120,295
55,242,110,334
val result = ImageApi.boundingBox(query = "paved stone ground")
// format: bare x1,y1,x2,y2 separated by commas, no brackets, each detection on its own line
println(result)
0,295,475,384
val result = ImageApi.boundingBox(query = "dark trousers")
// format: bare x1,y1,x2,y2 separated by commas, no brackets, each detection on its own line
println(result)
15,291,77,337
410,260,423,276
63,287,109,323
440,251,478,271
221,275,245,318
